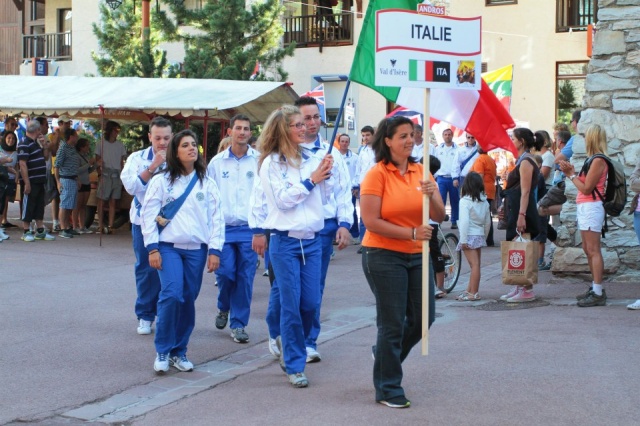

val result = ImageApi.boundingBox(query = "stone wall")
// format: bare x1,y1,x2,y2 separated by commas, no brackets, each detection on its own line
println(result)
552,0,640,282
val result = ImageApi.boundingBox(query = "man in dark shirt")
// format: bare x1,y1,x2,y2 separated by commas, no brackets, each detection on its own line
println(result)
18,119,55,242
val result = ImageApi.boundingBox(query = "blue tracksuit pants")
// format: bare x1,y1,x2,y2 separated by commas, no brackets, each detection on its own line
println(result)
155,243,206,356
437,176,459,224
305,218,338,349
269,234,321,375
132,224,161,322
216,225,257,329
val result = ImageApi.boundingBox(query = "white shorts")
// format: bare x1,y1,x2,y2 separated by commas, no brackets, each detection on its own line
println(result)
577,201,604,232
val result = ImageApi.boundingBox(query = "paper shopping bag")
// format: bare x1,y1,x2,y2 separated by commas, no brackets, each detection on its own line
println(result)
501,234,539,286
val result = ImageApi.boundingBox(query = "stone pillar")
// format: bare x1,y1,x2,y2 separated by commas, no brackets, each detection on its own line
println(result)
552,0,640,282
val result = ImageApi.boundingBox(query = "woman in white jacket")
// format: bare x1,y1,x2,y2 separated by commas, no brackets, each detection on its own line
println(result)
456,172,491,301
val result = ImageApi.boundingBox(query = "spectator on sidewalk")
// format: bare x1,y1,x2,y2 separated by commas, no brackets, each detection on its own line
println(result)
48,115,71,233
455,172,491,301
1,131,19,230
499,128,540,303
628,157,640,310
72,137,95,234
96,120,127,235
141,129,223,374
560,125,608,308
54,128,80,239
360,116,445,408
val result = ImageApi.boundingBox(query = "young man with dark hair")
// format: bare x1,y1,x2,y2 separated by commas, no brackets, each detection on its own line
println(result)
121,116,172,335
354,124,375,250
208,114,259,344
434,128,460,229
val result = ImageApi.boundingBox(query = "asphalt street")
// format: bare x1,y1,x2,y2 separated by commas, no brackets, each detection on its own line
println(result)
2,202,640,425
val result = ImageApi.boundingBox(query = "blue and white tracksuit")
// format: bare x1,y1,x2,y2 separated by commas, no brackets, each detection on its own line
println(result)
354,144,376,238
141,171,224,357
121,147,163,323
300,137,353,351
252,152,329,375
207,147,259,330
340,149,359,238
434,143,461,224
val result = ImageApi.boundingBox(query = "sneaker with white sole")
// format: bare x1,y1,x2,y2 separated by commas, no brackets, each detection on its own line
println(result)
0,230,9,241
59,230,73,239
230,327,249,343
500,286,520,301
306,347,321,363
268,337,281,358
21,231,35,242
154,353,170,373
170,355,194,372
288,372,309,388
35,231,55,241
377,396,411,408
137,319,153,335
507,287,536,303
627,299,640,310
215,311,229,329
73,228,85,235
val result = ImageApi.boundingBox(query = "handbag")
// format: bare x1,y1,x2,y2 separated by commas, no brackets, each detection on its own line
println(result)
501,232,539,286
156,174,199,234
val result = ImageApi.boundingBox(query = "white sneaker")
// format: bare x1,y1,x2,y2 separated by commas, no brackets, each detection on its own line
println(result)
154,353,170,373
0,230,9,240
170,355,194,372
306,347,321,363
500,286,520,301
268,337,281,358
137,319,153,335
627,300,640,310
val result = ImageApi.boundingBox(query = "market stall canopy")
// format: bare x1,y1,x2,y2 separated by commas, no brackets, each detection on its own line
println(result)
0,76,299,123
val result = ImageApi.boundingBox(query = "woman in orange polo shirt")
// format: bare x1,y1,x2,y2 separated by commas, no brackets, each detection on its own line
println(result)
470,145,497,246
360,116,445,409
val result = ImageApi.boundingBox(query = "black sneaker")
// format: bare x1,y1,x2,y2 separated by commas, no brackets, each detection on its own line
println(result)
215,311,229,329
230,327,249,343
377,395,411,408
577,290,607,307
576,287,593,300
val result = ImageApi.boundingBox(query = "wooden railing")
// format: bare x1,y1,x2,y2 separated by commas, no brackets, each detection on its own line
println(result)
556,0,597,32
22,32,72,60
283,13,353,48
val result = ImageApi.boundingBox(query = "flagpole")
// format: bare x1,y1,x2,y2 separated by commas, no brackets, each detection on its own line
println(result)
327,80,351,154
421,88,431,356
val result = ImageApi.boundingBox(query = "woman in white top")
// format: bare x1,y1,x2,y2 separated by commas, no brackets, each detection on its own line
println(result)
141,129,224,374
256,105,332,388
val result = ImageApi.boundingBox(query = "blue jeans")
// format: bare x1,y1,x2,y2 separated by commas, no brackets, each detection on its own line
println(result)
437,176,459,224
634,212,640,244
362,247,435,402
269,234,322,374
216,225,257,329
155,243,206,356
132,224,161,322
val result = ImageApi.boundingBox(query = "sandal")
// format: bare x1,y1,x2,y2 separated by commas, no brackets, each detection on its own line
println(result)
456,291,481,301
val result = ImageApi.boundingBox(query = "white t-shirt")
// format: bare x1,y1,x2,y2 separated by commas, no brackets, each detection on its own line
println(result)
541,150,555,186
96,139,127,171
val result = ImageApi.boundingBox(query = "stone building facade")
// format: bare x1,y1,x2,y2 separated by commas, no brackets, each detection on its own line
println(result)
552,0,640,282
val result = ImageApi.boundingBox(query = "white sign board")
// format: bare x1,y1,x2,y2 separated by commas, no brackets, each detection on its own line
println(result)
375,10,482,90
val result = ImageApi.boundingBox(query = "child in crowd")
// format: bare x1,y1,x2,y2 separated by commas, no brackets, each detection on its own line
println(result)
456,172,491,301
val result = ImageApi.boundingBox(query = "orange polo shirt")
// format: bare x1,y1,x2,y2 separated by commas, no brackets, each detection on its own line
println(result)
470,153,497,199
361,161,434,254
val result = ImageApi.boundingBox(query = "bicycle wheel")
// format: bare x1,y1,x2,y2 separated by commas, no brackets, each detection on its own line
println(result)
439,232,461,293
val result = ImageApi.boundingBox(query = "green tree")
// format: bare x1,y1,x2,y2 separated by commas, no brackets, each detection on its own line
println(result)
558,80,578,110
161,0,294,80
92,2,178,78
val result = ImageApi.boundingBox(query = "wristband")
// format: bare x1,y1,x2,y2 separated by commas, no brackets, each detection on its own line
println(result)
412,227,417,240
519,212,526,217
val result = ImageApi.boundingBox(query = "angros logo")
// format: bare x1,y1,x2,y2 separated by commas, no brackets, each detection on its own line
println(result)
417,2,446,16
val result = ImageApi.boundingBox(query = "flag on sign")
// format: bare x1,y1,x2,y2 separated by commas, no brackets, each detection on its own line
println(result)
409,60,451,83
301,84,327,123
349,0,516,156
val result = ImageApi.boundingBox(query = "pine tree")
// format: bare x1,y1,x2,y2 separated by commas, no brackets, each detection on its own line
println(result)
558,80,577,110
92,2,178,78
161,0,294,80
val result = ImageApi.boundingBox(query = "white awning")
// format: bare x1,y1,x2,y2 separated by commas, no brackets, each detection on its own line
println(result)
0,76,299,123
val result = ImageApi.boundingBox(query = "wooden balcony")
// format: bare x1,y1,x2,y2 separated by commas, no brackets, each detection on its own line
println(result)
22,32,72,60
283,13,353,48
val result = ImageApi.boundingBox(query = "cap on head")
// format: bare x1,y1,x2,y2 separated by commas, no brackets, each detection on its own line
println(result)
57,114,71,123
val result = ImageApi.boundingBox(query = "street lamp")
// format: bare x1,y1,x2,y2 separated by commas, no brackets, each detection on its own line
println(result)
106,0,123,10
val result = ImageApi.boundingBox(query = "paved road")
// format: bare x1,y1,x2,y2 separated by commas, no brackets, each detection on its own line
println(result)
2,204,639,425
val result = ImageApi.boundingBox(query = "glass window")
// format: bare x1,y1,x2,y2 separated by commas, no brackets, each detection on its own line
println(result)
556,62,587,122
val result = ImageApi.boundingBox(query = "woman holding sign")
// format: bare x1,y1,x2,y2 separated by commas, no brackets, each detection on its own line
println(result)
360,116,444,408
141,129,224,374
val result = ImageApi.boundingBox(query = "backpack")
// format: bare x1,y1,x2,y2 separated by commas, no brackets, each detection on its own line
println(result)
580,154,627,217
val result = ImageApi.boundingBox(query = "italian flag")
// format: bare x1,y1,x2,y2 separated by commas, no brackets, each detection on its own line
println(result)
349,0,517,156
409,60,435,82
